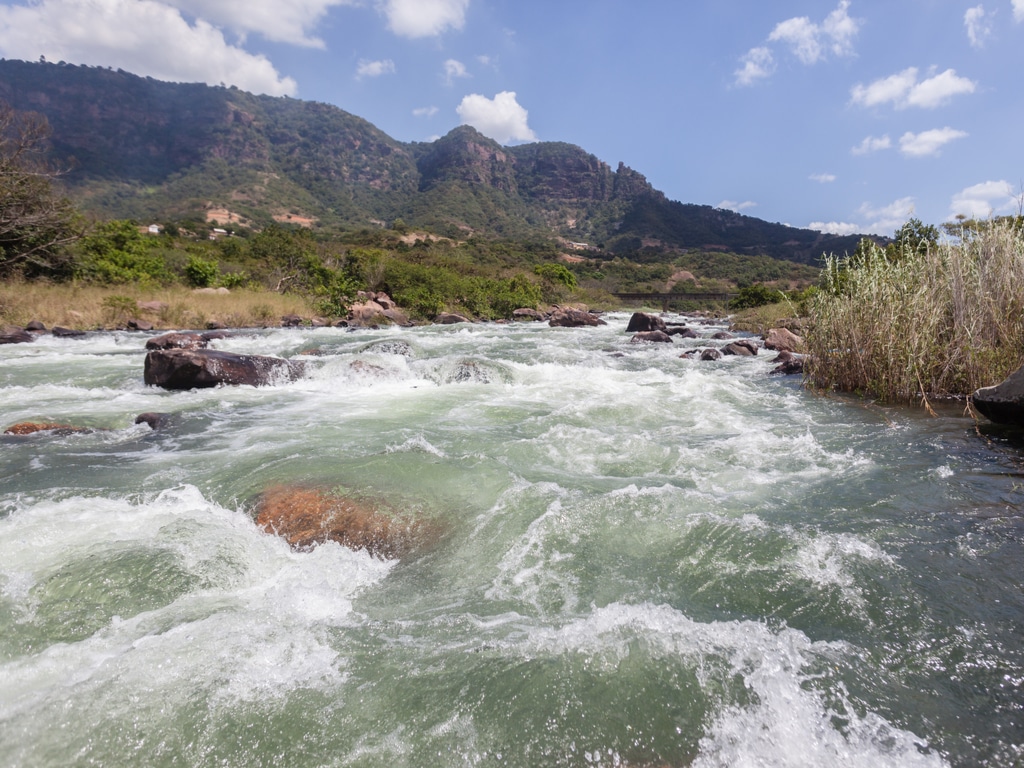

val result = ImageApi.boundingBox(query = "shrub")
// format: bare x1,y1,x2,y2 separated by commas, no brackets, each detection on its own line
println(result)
78,220,170,285
729,283,784,311
183,255,219,287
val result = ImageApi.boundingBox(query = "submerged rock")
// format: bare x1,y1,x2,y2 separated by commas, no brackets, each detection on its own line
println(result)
666,326,698,338
769,351,805,376
144,349,304,389
4,421,91,435
512,308,545,321
630,330,673,343
52,326,87,338
435,312,471,325
145,331,228,350
973,363,1024,425
134,412,172,430
254,485,442,558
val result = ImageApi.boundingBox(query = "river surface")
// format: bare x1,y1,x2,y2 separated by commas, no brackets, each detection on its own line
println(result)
1,313,1022,767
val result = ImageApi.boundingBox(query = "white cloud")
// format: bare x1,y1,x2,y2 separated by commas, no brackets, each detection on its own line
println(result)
809,221,860,235
444,58,469,85
164,0,355,48
0,0,296,95
380,0,469,38
899,127,968,157
413,106,439,118
810,173,837,183
950,180,1022,218
456,91,536,144
851,135,892,155
850,67,976,109
857,197,916,235
964,5,993,48
717,200,758,212
734,46,774,87
1014,0,1024,21
766,0,859,64
356,58,395,78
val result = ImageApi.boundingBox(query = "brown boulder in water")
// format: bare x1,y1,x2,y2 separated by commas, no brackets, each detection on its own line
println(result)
144,348,304,389
4,422,91,435
254,485,441,559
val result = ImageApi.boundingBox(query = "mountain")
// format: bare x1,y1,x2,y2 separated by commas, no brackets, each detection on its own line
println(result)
0,59,869,263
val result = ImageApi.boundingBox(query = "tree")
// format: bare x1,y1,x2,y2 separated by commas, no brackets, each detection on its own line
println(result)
887,217,938,260
0,102,81,278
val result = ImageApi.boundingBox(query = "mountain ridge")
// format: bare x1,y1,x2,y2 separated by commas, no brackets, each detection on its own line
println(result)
0,59,870,263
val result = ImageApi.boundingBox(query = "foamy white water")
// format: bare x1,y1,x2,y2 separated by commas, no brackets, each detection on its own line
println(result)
1,314,1022,767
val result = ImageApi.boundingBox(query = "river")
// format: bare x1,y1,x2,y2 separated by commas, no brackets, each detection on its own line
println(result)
1,313,1022,767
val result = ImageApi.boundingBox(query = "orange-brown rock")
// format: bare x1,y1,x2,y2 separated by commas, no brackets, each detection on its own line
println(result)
4,422,91,435
254,485,441,559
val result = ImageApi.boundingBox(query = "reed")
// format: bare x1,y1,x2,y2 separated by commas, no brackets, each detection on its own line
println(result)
806,219,1024,403
0,282,319,330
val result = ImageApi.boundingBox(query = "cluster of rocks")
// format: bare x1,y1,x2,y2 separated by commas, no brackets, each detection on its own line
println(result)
622,312,805,375
1,322,87,343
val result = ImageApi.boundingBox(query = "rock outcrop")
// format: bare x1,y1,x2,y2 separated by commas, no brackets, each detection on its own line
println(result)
764,327,805,353
144,349,304,389
722,339,759,356
254,484,442,559
1,326,34,344
972,364,1024,425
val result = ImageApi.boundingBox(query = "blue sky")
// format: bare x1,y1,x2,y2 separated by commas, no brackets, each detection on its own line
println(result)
0,0,1021,235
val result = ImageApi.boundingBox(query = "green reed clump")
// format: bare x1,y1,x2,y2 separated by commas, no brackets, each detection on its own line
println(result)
806,218,1024,403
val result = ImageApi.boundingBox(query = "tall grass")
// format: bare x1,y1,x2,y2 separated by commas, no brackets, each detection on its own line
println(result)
806,219,1024,403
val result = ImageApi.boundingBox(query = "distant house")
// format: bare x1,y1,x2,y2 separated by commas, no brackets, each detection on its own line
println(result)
147,224,161,235
208,228,228,240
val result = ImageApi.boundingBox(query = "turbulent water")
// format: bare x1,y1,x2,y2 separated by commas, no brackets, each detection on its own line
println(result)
1,313,1023,768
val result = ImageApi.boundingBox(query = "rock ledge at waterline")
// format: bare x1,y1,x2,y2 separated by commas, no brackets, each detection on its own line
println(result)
972,363,1024,425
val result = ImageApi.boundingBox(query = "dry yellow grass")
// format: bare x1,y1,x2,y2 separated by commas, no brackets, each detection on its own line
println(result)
0,281,320,330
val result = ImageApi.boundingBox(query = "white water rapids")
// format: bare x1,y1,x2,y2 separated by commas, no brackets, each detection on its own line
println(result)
1,313,1022,767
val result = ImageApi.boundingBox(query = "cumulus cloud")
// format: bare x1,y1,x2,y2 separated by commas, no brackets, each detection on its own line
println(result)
734,46,774,87
1015,0,1024,21
444,58,469,84
456,91,536,144
810,173,837,183
0,0,296,95
380,0,469,38
736,1,858,85
809,221,860,235
717,200,758,213
964,5,993,48
356,58,395,78
899,127,968,157
857,197,916,234
950,180,1022,218
851,134,892,155
164,0,355,48
413,106,439,117
768,0,859,63
850,67,976,109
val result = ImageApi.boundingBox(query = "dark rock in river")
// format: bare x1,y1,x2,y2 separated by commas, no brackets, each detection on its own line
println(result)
52,326,86,338
134,412,172,429
548,308,606,327
126,318,154,331
1,326,34,344
722,339,759,356
254,484,442,558
699,348,723,361
666,326,698,338
359,339,415,357
513,308,546,321
144,348,304,389
145,331,230,350
711,331,734,340
972,363,1024,425
630,330,673,343
25,320,46,332
625,312,666,333
769,351,805,376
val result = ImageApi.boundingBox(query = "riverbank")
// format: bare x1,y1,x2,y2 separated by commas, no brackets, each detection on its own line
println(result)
0,282,319,331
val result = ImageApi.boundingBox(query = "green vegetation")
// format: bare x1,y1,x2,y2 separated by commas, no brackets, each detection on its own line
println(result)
806,217,1024,403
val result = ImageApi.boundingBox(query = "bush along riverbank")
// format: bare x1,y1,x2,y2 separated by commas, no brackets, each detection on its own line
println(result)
805,217,1024,406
